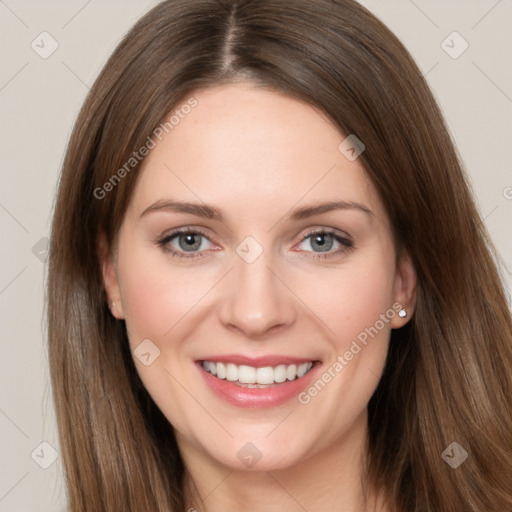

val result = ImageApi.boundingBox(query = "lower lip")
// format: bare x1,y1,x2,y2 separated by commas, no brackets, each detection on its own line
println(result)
196,361,321,408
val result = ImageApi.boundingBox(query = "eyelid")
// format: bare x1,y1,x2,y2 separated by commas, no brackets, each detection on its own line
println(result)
288,227,354,261
291,226,353,253
156,225,354,260
159,225,212,240
295,226,353,244
156,226,217,258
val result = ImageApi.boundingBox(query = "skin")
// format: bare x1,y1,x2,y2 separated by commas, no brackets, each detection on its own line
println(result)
101,82,416,511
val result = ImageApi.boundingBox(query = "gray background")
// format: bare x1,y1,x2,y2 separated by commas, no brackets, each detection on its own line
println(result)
0,1,511,510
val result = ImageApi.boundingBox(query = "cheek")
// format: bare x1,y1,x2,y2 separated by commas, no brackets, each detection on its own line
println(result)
119,267,168,344
115,249,216,430
117,249,214,346
290,246,396,416
294,249,396,347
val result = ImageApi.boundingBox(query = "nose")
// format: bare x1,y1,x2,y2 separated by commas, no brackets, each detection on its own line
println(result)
218,255,297,339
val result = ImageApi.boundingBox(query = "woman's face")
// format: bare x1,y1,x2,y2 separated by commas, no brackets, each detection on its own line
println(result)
103,82,415,471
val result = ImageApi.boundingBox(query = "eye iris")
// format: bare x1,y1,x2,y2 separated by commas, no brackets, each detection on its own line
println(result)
179,233,201,251
311,233,334,252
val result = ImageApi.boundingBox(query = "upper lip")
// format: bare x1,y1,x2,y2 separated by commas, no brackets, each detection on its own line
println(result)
198,354,318,367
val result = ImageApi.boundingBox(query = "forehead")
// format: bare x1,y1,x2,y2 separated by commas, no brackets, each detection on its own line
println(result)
129,83,383,221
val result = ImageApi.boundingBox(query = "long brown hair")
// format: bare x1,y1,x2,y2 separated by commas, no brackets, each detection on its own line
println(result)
47,0,512,510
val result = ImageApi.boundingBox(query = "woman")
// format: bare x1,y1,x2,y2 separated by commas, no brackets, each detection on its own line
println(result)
47,0,512,510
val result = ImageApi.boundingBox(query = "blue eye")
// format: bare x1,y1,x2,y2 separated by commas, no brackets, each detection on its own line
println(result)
304,232,335,252
158,229,213,258
174,232,207,252
157,228,353,261
297,230,353,259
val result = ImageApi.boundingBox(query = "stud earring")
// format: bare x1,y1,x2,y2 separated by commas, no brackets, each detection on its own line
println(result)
398,309,407,318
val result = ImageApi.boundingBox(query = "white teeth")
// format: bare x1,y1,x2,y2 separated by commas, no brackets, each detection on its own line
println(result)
202,360,314,384
297,362,308,378
286,364,297,380
225,363,238,381
216,362,226,379
256,367,275,385
274,365,287,383
238,365,256,384
208,361,217,376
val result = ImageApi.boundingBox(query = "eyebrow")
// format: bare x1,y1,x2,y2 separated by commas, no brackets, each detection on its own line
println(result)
140,199,373,221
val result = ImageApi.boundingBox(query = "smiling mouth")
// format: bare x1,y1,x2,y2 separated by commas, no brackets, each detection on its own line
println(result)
201,360,315,388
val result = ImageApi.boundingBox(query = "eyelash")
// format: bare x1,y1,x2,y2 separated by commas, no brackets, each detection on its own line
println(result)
297,228,354,259
156,227,354,261
157,228,212,260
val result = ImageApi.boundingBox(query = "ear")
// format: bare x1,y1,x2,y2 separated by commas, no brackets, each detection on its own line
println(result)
390,250,417,329
97,232,125,319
